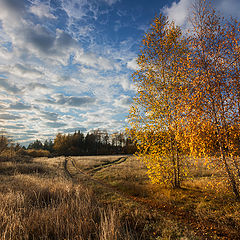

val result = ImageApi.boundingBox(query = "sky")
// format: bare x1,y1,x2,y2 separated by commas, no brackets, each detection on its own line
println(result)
0,0,239,145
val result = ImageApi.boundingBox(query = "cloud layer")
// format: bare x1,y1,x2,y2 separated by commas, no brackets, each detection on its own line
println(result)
0,0,239,145
0,0,139,145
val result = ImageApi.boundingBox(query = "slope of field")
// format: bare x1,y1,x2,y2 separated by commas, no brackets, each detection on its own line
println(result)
64,155,240,239
0,155,239,239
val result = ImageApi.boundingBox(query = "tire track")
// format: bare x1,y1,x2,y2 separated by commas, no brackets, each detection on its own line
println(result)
81,156,127,175
64,156,129,195
63,156,238,240
63,156,73,179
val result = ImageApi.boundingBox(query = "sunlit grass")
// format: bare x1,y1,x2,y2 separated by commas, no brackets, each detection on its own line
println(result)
0,155,239,239
0,160,145,240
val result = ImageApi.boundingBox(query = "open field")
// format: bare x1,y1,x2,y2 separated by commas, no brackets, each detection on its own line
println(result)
0,155,240,239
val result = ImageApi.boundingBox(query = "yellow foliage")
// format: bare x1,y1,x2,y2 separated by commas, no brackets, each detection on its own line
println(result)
128,14,189,188
128,0,240,199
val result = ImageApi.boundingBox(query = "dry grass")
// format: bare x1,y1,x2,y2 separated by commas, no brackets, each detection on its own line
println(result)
73,155,240,239
91,156,150,198
1,155,240,239
71,155,127,170
0,159,159,240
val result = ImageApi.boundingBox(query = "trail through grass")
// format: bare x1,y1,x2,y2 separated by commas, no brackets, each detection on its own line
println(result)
65,155,240,240
1,155,240,239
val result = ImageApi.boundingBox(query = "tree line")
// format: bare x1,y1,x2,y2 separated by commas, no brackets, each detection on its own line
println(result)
27,130,136,156
128,0,240,200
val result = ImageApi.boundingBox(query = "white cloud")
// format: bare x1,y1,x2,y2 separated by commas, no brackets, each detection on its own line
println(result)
12,63,43,79
163,0,192,27
17,26,80,65
0,0,137,143
0,78,21,94
22,83,53,102
0,46,13,62
79,108,124,132
0,0,81,66
74,52,117,71
39,93,96,109
127,58,139,71
114,95,132,109
29,2,57,19
162,0,240,28
116,75,135,92
102,0,119,6
0,0,26,20
0,113,21,120
61,0,89,19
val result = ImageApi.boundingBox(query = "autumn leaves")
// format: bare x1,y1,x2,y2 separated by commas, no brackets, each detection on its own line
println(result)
128,0,240,199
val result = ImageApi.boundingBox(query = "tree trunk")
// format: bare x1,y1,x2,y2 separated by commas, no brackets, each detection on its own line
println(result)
221,150,240,201
233,156,240,179
176,147,181,188
170,133,181,188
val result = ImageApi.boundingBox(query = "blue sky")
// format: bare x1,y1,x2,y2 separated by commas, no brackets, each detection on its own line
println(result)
0,0,239,145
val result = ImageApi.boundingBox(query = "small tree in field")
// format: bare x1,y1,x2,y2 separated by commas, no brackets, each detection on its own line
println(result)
0,135,9,154
128,14,189,188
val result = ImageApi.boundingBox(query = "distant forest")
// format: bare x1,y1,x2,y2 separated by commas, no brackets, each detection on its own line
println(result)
26,130,136,156
0,130,136,159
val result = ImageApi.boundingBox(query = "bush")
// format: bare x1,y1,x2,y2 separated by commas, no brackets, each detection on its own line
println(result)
19,149,51,158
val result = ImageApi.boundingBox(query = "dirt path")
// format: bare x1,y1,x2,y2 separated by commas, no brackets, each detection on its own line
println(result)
64,156,128,189
63,156,239,240
84,156,128,175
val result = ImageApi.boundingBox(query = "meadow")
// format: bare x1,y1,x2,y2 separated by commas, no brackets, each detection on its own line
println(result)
0,155,239,239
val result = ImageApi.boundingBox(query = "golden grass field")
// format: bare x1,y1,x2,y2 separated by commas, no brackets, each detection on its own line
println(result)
0,155,239,239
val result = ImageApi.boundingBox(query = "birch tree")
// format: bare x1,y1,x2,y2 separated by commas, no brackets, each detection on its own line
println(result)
183,0,240,200
129,0,240,199
128,14,189,188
